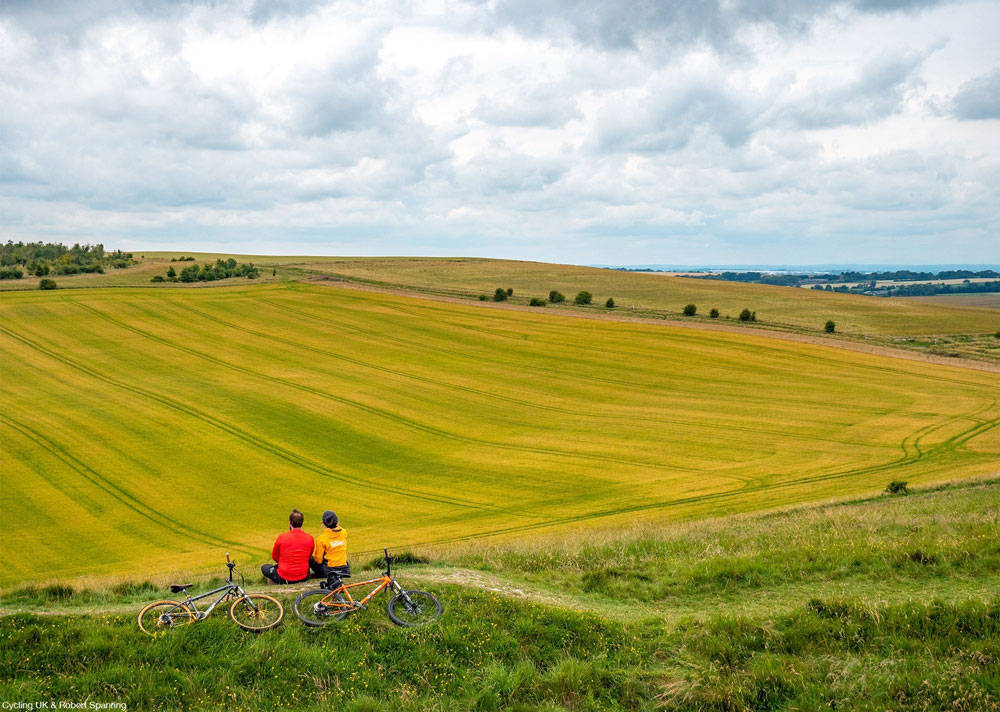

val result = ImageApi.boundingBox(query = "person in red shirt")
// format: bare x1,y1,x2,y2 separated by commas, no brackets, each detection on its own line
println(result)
261,509,315,584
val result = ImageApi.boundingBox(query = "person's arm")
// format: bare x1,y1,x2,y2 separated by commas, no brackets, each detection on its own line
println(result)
271,535,281,563
312,537,324,564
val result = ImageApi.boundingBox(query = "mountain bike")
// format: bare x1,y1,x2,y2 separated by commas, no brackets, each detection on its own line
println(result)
137,553,284,635
293,548,442,627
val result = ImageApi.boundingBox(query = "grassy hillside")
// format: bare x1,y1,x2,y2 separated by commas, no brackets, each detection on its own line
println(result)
277,256,1000,337
5,253,997,342
2,281,997,586
2,481,998,711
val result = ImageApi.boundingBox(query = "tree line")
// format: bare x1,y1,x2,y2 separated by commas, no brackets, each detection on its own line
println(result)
0,241,135,279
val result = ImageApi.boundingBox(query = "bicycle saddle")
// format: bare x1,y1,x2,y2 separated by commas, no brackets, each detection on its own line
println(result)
170,583,193,593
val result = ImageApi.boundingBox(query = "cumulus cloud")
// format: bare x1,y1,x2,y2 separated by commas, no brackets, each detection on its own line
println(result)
0,0,997,264
950,68,1000,120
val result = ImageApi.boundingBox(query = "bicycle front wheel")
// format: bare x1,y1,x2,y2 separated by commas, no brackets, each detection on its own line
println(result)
294,589,351,627
387,590,442,627
138,600,195,636
229,593,284,632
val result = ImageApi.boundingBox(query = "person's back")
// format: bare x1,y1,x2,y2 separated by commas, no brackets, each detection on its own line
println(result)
311,510,348,577
262,509,315,584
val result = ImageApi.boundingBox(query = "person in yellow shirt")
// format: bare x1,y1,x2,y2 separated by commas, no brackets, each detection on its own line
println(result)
310,510,350,585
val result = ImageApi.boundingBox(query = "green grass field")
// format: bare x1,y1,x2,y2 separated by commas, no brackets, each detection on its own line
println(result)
2,281,997,587
2,481,998,711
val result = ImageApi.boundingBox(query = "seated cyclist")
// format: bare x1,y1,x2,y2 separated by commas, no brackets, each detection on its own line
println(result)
261,509,314,585
310,510,349,585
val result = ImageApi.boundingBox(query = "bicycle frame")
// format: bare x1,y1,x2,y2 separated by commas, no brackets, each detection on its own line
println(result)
177,580,244,620
174,557,254,619
324,574,403,611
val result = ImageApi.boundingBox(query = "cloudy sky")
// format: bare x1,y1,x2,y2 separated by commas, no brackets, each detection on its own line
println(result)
1,0,998,265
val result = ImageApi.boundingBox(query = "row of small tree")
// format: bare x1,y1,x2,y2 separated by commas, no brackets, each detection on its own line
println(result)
684,302,837,332
682,303,760,322
480,287,619,308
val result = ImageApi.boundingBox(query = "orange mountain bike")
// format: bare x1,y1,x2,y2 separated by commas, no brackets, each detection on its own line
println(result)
293,548,442,627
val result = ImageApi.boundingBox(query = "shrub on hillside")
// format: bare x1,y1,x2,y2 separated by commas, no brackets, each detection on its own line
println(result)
529,297,546,307
886,481,909,495
478,294,488,301
493,288,507,302
709,308,720,318
150,275,165,283
739,309,752,322
825,320,836,333
365,551,430,569
683,303,697,316
574,291,592,305
39,278,57,290
549,290,566,303
605,297,615,308
505,287,513,297
0,266,24,280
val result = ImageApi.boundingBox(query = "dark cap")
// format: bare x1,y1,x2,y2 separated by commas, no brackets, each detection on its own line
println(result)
322,510,338,528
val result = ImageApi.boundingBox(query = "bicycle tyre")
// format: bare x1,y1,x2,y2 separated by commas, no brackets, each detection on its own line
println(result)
137,599,195,636
386,590,442,627
294,589,351,627
229,593,284,632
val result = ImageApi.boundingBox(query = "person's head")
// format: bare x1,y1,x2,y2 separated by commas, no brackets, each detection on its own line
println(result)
289,509,304,529
322,510,338,529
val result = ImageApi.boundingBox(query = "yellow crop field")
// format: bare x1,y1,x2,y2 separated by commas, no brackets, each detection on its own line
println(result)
1,282,998,586
278,256,1000,336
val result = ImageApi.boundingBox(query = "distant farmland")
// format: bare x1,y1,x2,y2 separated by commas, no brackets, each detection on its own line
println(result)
1,282,998,586
275,256,1000,336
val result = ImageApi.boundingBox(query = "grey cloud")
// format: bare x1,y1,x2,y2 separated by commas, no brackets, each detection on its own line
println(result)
767,46,935,130
482,0,955,51
0,0,195,41
592,80,757,154
950,68,1000,120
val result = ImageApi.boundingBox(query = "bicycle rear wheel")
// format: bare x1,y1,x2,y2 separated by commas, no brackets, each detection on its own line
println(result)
387,590,442,627
137,600,195,636
294,589,351,627
229,593,284,632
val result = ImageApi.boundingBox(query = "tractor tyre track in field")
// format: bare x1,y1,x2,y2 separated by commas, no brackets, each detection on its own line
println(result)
1,326,520,516
81,298,710,481
267,287,1000,441
0,414,249,554
308,277,1000,376
380,297,1000,392
388,402,1000,551
258,296,888,421
188,297,868,448
260,295,1000,457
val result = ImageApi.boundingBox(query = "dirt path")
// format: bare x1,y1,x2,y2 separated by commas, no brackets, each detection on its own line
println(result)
307,278,1000,376
5,567,998,625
